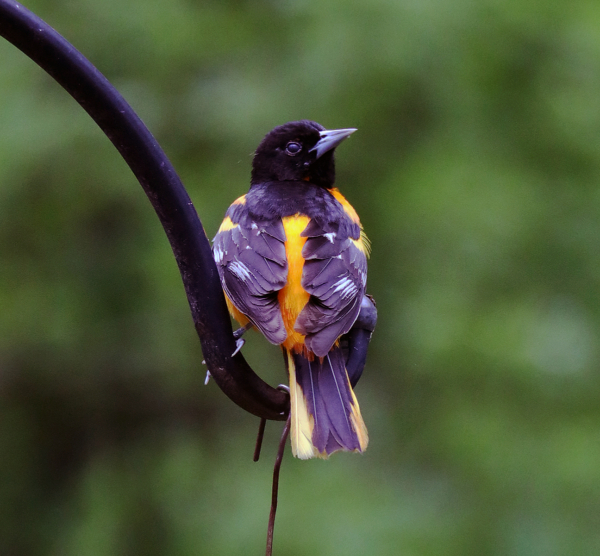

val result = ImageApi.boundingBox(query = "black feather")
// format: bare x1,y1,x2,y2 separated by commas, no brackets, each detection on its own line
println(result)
296,219,367,357
213,219,288,345
290,345,363,455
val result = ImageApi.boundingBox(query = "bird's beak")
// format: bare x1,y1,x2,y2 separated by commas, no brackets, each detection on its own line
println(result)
309,128,357,159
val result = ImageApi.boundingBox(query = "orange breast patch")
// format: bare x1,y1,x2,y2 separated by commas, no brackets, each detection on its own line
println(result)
278,215,311,353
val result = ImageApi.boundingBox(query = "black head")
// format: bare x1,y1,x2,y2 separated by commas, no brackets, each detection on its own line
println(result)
250,120,356,188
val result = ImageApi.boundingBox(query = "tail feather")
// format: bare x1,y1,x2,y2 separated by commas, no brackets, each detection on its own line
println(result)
287,350,316,459
286,345,368,459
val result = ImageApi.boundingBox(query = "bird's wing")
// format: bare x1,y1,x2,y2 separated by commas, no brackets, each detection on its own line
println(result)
213,216,288,345
295,219,368,357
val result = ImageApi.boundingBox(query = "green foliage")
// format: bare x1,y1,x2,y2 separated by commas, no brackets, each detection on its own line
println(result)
2,0,600,554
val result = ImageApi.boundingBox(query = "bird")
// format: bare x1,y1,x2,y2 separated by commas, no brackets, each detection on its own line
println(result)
212,120,369,459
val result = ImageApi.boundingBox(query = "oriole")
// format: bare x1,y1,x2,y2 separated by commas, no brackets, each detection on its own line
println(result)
213,120,370,459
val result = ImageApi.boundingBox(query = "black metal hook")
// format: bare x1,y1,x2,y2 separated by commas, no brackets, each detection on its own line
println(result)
0,0,287,420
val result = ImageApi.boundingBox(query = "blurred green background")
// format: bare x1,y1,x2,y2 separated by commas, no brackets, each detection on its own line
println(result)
1,0,600,554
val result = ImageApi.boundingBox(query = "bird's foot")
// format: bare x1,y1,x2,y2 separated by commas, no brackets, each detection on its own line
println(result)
233,322,254,340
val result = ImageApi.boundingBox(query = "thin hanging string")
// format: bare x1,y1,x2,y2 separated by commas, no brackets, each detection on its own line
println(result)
254,418,267,462
266,414,291,556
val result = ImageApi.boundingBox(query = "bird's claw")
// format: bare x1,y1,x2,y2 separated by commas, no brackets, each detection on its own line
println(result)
231,338,245,357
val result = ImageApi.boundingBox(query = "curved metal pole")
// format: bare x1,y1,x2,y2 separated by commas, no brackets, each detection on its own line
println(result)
0,0,289,420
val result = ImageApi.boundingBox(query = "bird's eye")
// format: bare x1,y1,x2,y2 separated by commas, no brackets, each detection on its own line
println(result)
285,141,302,156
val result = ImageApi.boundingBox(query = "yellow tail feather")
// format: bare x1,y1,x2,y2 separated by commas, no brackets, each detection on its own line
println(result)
286,350,315,459
348,381,369,453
